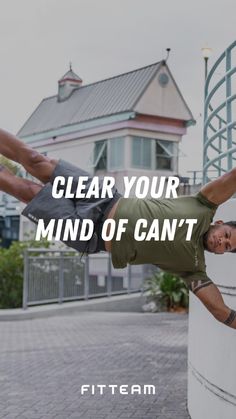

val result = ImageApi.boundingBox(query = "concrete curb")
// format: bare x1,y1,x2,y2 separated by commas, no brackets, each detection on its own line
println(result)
0,292,147,321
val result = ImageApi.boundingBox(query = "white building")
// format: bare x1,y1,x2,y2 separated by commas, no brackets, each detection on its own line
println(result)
1,60,195,246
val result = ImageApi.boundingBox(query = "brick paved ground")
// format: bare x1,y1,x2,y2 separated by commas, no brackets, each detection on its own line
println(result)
0,311,190,419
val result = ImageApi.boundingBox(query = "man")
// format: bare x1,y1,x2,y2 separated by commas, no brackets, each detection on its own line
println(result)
0,128,235,328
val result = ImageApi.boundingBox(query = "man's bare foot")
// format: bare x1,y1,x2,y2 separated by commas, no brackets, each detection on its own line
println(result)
0,164,42,203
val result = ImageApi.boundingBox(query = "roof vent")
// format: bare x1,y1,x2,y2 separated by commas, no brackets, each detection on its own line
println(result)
158,73,169,87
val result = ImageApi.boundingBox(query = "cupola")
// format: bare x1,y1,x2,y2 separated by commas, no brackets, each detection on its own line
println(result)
58,64,82,102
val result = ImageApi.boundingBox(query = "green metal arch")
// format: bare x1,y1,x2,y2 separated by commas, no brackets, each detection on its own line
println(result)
203,40,236,184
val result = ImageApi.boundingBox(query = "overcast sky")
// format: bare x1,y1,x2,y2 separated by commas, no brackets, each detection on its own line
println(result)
0,0,235,176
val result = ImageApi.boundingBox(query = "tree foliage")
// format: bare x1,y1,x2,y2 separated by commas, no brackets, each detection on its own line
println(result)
0,155,22,176
0,239,50,308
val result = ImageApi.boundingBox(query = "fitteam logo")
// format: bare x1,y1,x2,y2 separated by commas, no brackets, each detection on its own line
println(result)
81,384,156,395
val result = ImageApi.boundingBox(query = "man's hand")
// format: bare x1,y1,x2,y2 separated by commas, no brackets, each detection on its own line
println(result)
200,167,236,205
194,283,236,328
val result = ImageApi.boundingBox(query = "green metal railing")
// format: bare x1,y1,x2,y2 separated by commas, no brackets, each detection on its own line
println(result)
203,40,236,184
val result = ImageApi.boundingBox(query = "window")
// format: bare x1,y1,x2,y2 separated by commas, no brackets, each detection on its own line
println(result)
0,215,19,248
93,140,107,171
92,138,124,172
109,137,124,169
156,140,174,170
132,137,151,169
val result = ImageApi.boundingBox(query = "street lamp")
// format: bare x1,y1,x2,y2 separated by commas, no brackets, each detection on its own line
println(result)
201,47,212,80
202,46,212,185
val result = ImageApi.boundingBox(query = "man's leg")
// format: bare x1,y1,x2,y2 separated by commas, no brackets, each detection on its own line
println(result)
0,129,58,184
0,165,42,203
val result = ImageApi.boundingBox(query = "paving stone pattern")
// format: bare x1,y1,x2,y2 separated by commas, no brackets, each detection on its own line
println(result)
0,311,190,419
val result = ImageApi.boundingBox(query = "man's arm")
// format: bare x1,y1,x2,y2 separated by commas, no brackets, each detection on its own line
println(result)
194,283,236,328
200,167,236,205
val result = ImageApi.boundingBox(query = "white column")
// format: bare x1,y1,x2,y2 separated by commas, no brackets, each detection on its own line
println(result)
188,199,236,419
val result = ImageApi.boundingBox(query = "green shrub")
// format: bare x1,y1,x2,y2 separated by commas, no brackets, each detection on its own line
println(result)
0,239,51,309
144,271,189,311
